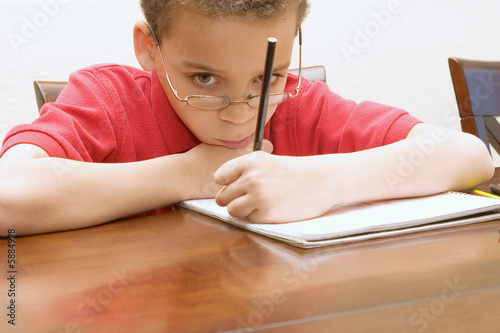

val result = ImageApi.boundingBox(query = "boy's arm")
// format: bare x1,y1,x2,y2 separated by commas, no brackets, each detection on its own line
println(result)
0,142,270,236
215,124,495,223
0,144,191,236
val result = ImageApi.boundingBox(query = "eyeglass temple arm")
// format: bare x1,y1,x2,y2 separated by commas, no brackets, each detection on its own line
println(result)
292,27,303,97
147,23,186,102
148,23,160,46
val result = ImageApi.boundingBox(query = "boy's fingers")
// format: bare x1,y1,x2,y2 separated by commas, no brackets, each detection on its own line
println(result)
215,187,225,206
226,196,256,218
214,158,243,186
215,184,246,208
214,139,272,185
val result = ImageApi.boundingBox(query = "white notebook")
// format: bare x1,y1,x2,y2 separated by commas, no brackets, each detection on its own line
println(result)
179,192,500,248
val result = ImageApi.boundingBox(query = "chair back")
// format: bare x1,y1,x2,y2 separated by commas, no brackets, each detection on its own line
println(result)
290,65,326,83
33,81,67,112
448,57,500,154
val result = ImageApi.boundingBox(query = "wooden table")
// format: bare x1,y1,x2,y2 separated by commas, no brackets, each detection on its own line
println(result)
2,173,500,333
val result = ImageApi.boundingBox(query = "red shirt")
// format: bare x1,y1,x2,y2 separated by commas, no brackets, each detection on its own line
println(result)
1,64,420,161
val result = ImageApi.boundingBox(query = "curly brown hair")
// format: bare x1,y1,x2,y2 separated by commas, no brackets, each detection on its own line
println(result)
140,0,310,40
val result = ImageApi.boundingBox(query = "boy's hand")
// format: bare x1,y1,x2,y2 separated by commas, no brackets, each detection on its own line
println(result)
214,152,332,223
182,140,273,199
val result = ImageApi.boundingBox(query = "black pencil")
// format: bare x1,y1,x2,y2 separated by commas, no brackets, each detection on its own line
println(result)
254,37,277,151
490,184,500,196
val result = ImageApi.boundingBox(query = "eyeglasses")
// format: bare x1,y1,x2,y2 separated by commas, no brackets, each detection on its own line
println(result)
150,27,303,110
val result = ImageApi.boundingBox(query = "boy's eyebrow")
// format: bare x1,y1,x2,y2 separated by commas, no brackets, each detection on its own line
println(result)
181,60,291,74
181,60,226,73
273,62,291,72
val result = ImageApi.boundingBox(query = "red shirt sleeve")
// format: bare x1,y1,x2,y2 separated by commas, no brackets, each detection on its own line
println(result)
1,67,120,161
269,75,422,156
0,65,159,162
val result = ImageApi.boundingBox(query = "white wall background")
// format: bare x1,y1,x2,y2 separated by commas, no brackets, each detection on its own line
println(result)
1,0,500,155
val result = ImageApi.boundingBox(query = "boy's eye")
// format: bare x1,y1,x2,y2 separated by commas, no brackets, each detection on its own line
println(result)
193,74,218,86
256,74,281,85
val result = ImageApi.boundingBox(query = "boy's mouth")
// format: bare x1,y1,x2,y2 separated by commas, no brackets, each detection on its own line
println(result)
217,134,254,149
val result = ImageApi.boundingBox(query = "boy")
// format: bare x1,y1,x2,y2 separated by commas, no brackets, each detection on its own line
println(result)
0,0,494,236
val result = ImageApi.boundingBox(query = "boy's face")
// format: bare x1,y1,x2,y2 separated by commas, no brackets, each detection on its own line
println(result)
155,8,297,148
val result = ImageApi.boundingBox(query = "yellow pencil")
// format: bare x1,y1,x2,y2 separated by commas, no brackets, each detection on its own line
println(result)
473,190,500,200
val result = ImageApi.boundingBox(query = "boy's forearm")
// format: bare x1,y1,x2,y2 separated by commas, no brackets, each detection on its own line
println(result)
0,153,192,236
318,127,494,207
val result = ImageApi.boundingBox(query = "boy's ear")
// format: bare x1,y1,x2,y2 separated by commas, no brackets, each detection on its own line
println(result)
133,20,157,71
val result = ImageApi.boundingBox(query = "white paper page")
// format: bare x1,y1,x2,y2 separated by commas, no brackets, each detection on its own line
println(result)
180,192,500,242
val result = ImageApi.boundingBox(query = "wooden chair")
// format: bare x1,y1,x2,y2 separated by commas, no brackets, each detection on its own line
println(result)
448,57,500,154
32,65,326,112
290,65,326,83
33,81,67,112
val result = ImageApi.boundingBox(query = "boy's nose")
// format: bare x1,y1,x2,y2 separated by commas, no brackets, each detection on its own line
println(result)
217,103,256,124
